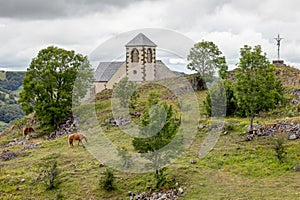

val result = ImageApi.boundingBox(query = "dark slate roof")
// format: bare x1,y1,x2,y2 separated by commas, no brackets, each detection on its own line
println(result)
125,33,157,47
155,60,177,79
94,62,124,82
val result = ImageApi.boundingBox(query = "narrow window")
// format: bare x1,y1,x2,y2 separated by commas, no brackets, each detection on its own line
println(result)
147,48,152,63
132,48,139,63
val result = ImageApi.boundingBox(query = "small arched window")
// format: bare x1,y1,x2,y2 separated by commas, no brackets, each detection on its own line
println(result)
131,48,139,63
147,48,152,63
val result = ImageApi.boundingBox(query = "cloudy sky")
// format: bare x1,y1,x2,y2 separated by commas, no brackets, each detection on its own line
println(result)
0,0,300,72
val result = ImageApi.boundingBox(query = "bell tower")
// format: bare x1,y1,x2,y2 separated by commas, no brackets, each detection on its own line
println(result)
125,33,157,82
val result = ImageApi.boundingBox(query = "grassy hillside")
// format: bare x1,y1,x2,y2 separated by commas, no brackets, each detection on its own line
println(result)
0,81,300,199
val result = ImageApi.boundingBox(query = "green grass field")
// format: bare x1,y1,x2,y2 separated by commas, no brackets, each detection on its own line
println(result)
0,86,300,199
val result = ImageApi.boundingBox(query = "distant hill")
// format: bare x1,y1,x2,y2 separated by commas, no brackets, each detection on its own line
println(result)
0,71,26,131
0,71,25,93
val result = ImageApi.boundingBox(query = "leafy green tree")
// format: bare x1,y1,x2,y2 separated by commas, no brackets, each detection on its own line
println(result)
204,79,237,117
113,77,139,108
132,92,180,178
19,46,93,128
234,45,285,132
187,41,228,81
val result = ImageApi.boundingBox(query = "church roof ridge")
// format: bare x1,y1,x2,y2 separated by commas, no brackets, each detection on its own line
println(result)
125,33,157,47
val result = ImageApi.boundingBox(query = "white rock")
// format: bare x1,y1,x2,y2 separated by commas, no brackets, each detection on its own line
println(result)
178,187,184,194
289,134,297,140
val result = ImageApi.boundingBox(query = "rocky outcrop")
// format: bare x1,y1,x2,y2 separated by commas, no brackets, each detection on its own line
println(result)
128,187,183,200
1,149,18,161
49,116,78,139
5,136,30,147
246,119,300,140
103,117,131,127
22,142,41,150
228,65,300,87
287,88,300,104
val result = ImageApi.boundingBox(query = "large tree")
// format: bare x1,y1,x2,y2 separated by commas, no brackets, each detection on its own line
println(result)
204,79,236,117
234,45,285,132
19,46,93,128
187,41,228,81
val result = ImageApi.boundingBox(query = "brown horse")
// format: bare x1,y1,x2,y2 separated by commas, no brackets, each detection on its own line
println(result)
23,126,35,137
68,133,88,147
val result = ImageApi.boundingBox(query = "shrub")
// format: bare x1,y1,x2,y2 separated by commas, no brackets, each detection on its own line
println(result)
40,160,60,190
272,134,287,164
100,168,116,191
155,168,167,189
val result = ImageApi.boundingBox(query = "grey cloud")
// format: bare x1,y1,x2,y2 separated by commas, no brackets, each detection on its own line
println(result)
0,0,147,19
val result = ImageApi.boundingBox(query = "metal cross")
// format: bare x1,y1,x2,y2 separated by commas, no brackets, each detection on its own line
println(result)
274,34,283,60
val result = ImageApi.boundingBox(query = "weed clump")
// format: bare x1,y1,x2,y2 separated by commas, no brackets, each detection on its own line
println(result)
272,134,287,164
100,168,116,191
40,160,60,190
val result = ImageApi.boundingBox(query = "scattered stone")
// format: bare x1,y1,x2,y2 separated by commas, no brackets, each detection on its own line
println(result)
16,186,23,191
1,150,18,161
18,178,25,183
49,116,78,139
288,134,297,140
99,162,105,167
5,136,30,147
198,124,206,130
190,159,197,164
245,119,300,141
178,187,184,194
22,142,41,150
130,111,142,118
129,188,180,200
293,165,300,172
30,133,40,138
103,117,131,127
223,131,228,135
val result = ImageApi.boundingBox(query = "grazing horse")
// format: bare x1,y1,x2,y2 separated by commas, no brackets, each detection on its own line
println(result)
23,126,35,137
68,133,88,147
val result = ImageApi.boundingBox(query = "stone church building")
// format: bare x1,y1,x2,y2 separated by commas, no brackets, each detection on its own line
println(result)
92,33,175,94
